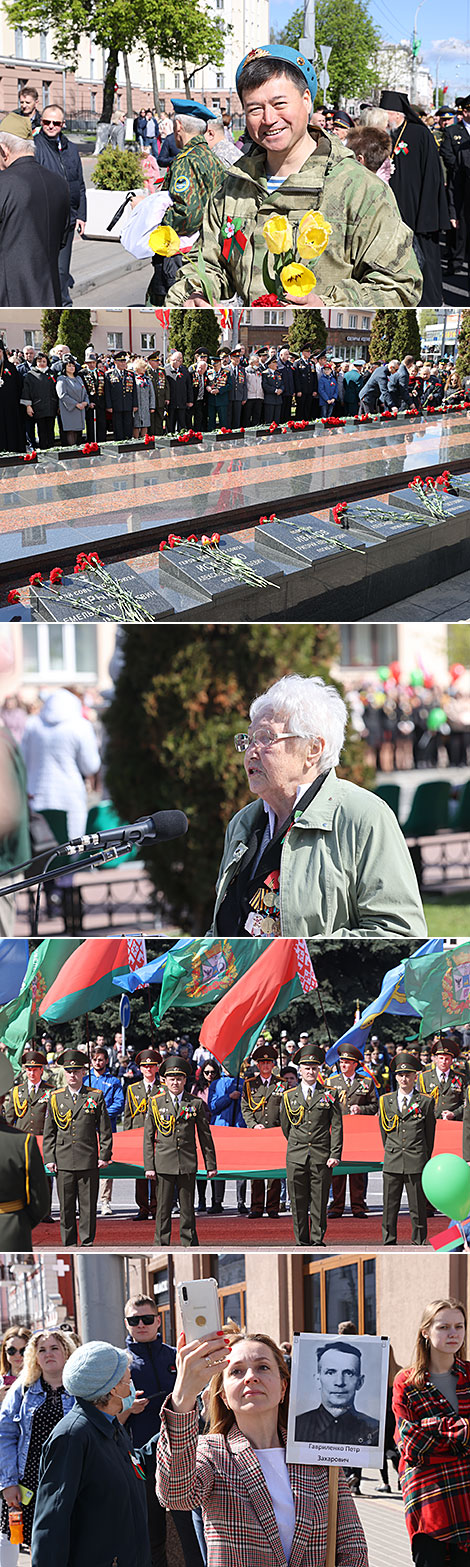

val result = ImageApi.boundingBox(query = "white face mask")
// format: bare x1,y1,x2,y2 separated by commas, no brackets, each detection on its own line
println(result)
120,1379,136,1413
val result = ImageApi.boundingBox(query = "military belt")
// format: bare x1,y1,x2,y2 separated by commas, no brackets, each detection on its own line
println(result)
0,1199,24,1213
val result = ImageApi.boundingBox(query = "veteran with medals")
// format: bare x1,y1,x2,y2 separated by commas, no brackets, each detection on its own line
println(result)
280,1043,343,1246
419,1038,465,1121
143,1055,217,1247
379,1049,435,1246
42,1047,113,1246
241,1041,282,1218
123,1047,161,1221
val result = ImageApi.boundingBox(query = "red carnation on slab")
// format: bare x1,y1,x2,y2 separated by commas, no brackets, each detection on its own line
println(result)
29,573,43,587
49,568,63,585
7,589,20,603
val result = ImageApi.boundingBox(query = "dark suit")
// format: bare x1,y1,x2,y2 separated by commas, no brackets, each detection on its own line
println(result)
43,1085,113,1246
280,1082,343,1245
295,1401,379,1446
379,1088,435,1244
143,1088,216,1246
0,157,70,305
0,1122,50,1248
241,1073,281,1217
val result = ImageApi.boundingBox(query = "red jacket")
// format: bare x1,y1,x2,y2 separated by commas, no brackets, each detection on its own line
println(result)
392,1359,470,1545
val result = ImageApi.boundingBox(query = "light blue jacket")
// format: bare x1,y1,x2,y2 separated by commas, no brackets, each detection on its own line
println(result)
0,1377,75,1487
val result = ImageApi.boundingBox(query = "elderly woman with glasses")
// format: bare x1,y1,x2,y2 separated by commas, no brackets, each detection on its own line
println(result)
209,673,426,938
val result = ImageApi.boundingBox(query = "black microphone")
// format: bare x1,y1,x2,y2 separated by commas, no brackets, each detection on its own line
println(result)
65,810,188,856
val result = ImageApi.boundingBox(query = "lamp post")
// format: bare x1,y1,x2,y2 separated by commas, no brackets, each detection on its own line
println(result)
410,0,426,102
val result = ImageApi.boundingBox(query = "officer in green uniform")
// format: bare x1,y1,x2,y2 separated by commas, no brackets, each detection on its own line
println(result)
143,1054,217,1247
5,1046,54,1219
147,98,225,304
280,1043,343,1246
42,1047,113,1247
327,1044,378,1219
123,1047,161,1220
379,1049,435,1246
166,45,421,306
419,1038,465,1121
241,1041,282,1218
0,1051,50,1248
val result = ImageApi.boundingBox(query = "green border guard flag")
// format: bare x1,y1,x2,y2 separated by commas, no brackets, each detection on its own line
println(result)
404,941,470,1035
155,938,273,1023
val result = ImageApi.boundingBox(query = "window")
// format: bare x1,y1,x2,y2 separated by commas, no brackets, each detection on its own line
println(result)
39,31,47,60
141,333,156,349
90,91,96,113
216,72,224,88
174,72,181,88
23,329,42,348
152,1266,172,1342
339,624,398,667
212,1255,246,1329
42,82,50,109
14,28,24,57
159,75,165,89
107,332,123,349
348,313,358,329
263,309,282,326
362,316,369,331
336,313,343,328
303,1258,376,1334
90,55,94,80
21,625,98,681
216,0,224,8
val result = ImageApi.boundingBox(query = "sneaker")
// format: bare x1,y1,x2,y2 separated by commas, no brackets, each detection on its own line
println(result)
101,1202,113,1217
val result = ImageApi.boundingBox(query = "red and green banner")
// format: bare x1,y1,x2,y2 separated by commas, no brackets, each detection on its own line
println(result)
156,938,273,1023
0,939,81,1070
404,941,470,1035
39,937,137,1023
199,938,318,1075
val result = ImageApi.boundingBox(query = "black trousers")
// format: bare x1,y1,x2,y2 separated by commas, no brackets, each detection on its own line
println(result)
168,406,190,433
58,222,75,305
281,394,292,420
109,409,133,440
412,1538,470,1567
413,232,443,305
243,399,263,426
192,403,207,431
36,416,56,449
85,404,107,442
382,1171,428,1245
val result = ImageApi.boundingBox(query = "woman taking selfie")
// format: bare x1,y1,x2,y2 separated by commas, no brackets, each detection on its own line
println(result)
156,1329,369,1566
392,1297,470,1567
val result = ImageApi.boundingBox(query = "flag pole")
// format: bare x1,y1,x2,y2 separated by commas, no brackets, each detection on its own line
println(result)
326,1468,339,1567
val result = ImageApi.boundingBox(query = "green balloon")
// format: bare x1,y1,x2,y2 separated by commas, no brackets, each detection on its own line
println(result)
377,666,390,682
422,1154,470,1220
427,706,446,731
410,669,424,687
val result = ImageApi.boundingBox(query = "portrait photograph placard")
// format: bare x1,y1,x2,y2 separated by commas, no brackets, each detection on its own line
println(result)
286,1333,390,1468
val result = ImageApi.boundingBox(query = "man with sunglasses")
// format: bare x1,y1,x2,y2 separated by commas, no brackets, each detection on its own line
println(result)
34,105,86,305
124,1294,203,1567
209,672,427,938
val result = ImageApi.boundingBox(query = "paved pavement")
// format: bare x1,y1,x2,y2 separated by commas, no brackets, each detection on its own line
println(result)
364,569,470,621
356,1473,412,1567
70,233,152,302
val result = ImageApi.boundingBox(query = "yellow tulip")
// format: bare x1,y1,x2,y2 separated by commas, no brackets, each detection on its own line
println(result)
148,224,181,257
262,215,293,254
280,263,317,298
297,211,332,259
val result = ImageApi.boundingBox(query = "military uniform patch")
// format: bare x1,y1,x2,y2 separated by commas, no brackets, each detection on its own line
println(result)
173,173,190,194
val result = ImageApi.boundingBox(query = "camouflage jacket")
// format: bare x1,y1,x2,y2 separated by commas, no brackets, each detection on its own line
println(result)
167,129,422,306
161,135,225,237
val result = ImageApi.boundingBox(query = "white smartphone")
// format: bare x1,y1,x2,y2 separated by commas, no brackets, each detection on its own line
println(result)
177,1278,221,1340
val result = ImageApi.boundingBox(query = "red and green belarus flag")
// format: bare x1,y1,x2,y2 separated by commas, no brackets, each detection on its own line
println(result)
199,938,318,1075
39,936,146,1023
0,938,82,1071
156,938,274,1023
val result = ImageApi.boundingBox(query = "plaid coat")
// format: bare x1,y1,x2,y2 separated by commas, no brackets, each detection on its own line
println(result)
156,1403,369,1567
392,1360,470,1546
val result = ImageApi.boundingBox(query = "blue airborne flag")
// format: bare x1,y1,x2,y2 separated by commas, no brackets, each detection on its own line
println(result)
326,938,444,1068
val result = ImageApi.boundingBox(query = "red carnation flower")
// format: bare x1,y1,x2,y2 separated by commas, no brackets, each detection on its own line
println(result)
210,532,220,545
187,534,198,543
29,573,43,587
49,568,63,585
7,589,20,604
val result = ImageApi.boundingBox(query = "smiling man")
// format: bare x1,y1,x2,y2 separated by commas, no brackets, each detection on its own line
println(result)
166,43,422,306
295,1341,380,1445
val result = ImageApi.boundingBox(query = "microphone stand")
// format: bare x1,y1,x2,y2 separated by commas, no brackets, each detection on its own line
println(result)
0,841,138,937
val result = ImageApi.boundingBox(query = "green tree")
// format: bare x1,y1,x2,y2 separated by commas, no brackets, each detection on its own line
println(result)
390,310,421,361
91,147,144,190
41,309,62,353
288,311,327,355
368,310,399,362
137,0,229,100
103,626,373,932
56,310,92,362
447,627,470,666
456,313,470,378
275,0,381,101
168,311,187,355
168,309,220,359
418,309,438,331
4,0,142,122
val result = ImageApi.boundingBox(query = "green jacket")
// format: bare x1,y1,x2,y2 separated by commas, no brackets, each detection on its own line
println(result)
326,1070,378,1115
0,1124,50,1249
4,1078,51,1134
241,1073,282,1129
280,1082,344,1165
209,769,427,939
42,1085,113,1172
419,1066,465,1121
379,1089,436,1172
167,129,422,306
143,1087,217,1176
162,135,225,236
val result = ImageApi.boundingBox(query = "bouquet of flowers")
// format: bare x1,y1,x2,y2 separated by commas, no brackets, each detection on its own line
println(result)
261,211,332,301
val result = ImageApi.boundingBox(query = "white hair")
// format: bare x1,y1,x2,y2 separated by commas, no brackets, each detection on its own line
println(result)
249,674,348,771
173,113,207,137
358,107,388,130
0,132,33,156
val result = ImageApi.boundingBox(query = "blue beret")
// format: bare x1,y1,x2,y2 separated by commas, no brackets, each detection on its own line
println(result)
63,1341,129,1400
236,45,317,104
171,98,217,122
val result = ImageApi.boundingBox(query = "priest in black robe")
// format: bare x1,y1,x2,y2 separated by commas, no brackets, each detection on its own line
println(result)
0,344,25,453
380,90,450,305
0,113,70,306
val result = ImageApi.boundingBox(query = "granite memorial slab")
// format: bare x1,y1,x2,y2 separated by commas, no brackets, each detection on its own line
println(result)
158,537,287,618
30,561,174,622
253,513,382,615
56,446,101,460
390,487,470,519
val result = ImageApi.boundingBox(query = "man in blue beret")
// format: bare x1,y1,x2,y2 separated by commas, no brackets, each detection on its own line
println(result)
146,99,225,303
166,44,422,307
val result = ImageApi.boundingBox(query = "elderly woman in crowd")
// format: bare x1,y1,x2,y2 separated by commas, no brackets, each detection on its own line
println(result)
209,673,426,938
0,1329,75,1565
31,1340,150,1567
131,357,156,439
156,1328,369,1567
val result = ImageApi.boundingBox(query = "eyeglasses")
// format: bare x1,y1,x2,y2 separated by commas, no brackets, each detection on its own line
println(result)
5,1345,26,1358
42,119,63,127
126,1314,157,1326
234,728,303,753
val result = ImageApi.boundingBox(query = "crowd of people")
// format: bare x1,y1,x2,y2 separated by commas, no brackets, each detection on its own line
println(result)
1,1293,470,1567
2,1015,470,1250
348,678,470,772
3,46,470,307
